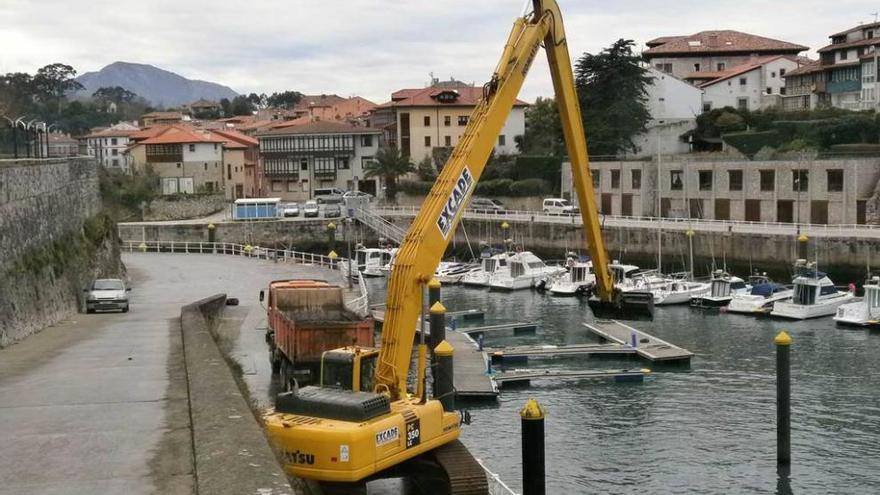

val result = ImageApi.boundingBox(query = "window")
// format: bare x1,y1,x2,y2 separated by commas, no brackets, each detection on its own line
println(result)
670,170,683,190
827,169,843,192
424,136,431,147
300,158,308,171
337,157,350,170
112,149,118,156
444,136,451,146
112,158,118,167
444,115,451,126
737,97,749,110
699,170,713,191
728,170,743,191
739,77,747,86
631,169,641,189
189,144,196,152
717,62,726,71
271,180,283,192
424,115,431,126
771,71,777,78
703,102,712,112
111,138,117,145
227,164,232,180
611,170,620,189
204,163,208,171
694,63,701,72
361,135,373,147
840,50,848,60
793,170,808,192
498,135,506,146
458,115,469,126
780,87,786,95
766,87,773,94
760,170,775,191
780,68,786,77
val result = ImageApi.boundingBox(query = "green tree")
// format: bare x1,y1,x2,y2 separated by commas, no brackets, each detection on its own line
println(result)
267,90,304,109
416,156,437,181
517,97,564,155
231,95,254,115
92,86,137,105
364,146,415,203
219,97,232,117
574,39,652,156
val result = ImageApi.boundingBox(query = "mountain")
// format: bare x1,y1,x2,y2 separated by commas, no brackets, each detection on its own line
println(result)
74,61,238,108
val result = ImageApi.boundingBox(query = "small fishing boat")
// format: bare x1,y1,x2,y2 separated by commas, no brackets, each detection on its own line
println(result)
545,256,595,296
727,274,793,315
462,250,510,287
435,261,480,285
772,261,854,320
647,273,710,306
342,247,395,277
489,251,566,291
690,270,748,308
834,276,880,326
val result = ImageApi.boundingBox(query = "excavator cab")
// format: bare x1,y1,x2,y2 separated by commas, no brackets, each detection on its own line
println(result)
319,347,380,392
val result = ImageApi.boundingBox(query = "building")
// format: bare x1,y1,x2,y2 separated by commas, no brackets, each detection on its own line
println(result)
46,133,79,157
127,125,226,195
565,157,879,224
644,31,807,82
84,122,140,170
370,82,527,162
629,67,703,157
211,128,262,199
186,99,222,118
695,56,810,111
783,22,880,110
256,121,382,201
141,111,184,127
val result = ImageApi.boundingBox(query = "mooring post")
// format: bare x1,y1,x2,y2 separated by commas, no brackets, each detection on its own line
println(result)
428,277,441,306
776,330,792,465
797,233,808,261
433,340,454,412
521,398,546,495
429,301,447,352
478,333,484,351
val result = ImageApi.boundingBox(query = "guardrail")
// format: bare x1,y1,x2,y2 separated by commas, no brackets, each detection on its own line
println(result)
352,206,407,244
371,205,880,238
121,240,370,315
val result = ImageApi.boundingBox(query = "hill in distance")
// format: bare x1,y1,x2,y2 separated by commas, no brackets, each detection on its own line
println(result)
75,61,238,108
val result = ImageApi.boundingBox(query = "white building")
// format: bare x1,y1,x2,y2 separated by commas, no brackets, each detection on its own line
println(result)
629,67,703,158
699,56,808,111
84,122,139,171
257,121,383,201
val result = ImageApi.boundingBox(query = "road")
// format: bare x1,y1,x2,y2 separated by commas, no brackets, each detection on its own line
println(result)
0,253,348,494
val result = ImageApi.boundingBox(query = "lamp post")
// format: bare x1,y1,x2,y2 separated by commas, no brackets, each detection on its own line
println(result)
501,221,510,250
345,217,353,288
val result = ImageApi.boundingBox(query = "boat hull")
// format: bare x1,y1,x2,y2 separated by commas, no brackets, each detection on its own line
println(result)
772,293,854,319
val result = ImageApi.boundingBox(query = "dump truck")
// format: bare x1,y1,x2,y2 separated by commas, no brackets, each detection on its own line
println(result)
262,279,374,391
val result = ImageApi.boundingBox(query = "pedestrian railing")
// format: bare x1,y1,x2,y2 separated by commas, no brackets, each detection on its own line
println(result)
371,205,880,238
475,458,518,495
352,205,407,244
121,240,370,315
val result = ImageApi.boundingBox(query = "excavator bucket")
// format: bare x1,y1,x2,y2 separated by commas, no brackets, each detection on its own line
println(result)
587,290,654,320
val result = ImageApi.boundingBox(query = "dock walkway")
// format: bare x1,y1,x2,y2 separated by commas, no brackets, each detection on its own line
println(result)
489,343,636,363
493,368,648,387
582,320,693,363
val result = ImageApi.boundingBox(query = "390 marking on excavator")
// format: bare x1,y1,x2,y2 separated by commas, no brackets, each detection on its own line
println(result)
437,166,474,239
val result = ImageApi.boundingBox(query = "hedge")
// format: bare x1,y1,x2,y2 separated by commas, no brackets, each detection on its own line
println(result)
722,131,786,159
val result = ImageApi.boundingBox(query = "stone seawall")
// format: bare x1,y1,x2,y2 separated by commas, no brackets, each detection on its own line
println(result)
0,158,122,347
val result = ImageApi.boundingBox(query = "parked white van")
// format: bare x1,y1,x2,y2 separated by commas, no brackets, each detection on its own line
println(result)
542,198,578,215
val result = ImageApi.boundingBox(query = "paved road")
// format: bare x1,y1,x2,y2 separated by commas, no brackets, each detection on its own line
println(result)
0,253,347,495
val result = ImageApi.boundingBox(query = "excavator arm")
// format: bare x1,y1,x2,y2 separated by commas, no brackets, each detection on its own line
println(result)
377,0,647,401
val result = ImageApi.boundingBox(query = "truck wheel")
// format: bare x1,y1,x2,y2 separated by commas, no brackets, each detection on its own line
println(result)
280,360,295,392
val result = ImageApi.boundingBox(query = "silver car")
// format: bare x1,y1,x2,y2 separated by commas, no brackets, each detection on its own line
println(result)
84,278,130,313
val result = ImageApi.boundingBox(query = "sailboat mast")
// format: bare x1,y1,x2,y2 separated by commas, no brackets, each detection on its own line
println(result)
656,136,662,272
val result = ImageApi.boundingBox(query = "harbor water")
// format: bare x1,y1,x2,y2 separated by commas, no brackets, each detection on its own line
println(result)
364,278,880,494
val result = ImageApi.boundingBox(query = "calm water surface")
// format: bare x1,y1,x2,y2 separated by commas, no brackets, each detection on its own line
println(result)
364,278,880,494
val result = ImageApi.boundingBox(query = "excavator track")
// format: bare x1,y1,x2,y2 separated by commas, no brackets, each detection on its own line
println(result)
433,440,489,495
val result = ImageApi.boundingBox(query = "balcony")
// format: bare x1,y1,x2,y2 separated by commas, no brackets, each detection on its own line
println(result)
827,80,861,94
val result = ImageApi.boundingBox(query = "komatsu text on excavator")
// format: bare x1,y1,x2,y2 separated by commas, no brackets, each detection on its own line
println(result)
264,1,652,492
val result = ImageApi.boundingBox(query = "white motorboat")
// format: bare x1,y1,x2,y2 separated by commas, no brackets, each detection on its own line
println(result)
643,273,710,306
727,275,793,315
462,250,510,287
691,271,748,308
343,247,395,277
435,261,480,285
546,258,595,296
489,251,566,291
834,276,880,326
772,263,854,319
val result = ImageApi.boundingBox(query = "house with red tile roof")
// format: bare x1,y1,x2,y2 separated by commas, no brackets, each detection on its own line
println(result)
644,30,807,82
783,22,880,111
369,81,528,162
210,128,263,199
255,121,382,201
83,122,140,171
694,56,812,111
140,111,184,127
126,125,227,195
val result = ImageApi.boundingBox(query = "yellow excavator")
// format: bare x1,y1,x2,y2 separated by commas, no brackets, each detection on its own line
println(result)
263,0,652,491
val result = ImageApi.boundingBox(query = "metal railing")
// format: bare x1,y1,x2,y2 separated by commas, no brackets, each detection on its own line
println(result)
352,205,407,244
371,205,880,238
121,240,370,315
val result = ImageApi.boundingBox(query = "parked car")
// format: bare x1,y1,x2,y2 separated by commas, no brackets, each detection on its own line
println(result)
282,203,300,217
324,203,342,218
84,278,130,313
542,197,579,215
303,200,320,218
313,188,345,204
469,197,506,213
343,190,373,201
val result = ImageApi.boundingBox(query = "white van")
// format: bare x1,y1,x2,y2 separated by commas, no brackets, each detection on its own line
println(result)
542,198,579,215
313,188,345,204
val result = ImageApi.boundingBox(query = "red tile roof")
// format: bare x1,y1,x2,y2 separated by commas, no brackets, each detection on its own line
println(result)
138,125,225,145
817,36,880,53
646,36,686,48
256,121,380,137
643,30,807,56
829,21,880,38
84,125,139,138
210,128,259,147
783,61,825,77
378,84,528,108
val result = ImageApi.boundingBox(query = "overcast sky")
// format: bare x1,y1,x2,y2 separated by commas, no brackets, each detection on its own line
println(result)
0,0,876,103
